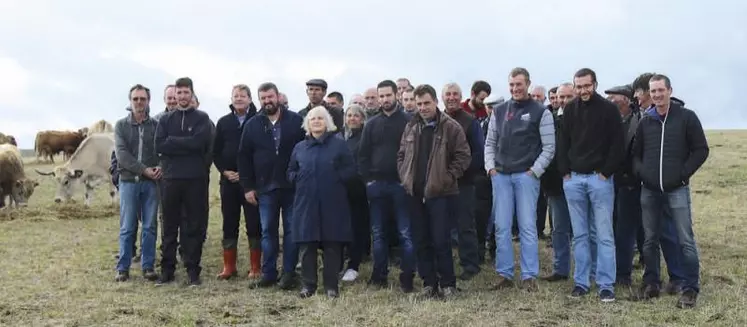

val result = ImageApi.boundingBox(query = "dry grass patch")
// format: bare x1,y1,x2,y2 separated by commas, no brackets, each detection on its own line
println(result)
1,130,747,326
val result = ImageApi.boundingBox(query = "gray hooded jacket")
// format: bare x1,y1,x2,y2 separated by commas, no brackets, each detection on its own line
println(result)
114,107,160,182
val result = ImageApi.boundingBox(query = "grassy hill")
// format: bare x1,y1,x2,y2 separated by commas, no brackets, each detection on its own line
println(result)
1,130,746,326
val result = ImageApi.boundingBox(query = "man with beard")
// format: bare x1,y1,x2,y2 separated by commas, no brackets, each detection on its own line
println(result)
363,87,380,119
298,79,344,132
155,77,214,286
238,82,306,290
548,87,559,112
214,84,262,280
461,80,491,121
633,74,708,308
558,68,624,302
485,68,555,292
357,79,415,292
530,86,547,105
443,82,484,280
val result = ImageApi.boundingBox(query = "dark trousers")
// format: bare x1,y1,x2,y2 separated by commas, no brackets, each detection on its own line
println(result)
615,185,642,281
475,178,493,263
410,195,456,288
219,182,261,249
452,184,480,274
160,178,209,276
345,179,370,271
536,191,548,236
300,242,343,292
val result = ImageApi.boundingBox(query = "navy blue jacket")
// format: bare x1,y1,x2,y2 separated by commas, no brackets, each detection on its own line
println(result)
213,104,257,184
155,108,213,179
446,109,485,184
288,132,356,243
238,107,305,193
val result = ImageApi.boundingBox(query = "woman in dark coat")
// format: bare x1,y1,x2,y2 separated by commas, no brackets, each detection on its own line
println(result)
339,104,371,283
288,106,357,298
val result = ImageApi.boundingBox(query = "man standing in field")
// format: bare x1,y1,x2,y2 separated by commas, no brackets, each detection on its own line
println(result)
155,77,214,286
557,68,624,302
633,74,709,308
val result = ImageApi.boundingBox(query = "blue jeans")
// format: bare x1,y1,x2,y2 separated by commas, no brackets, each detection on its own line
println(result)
564,173,615,293
367,181,415,282
116,180,159,272
258,188,298,281
548,194,571,277
492,172,540,280
640,186,699,293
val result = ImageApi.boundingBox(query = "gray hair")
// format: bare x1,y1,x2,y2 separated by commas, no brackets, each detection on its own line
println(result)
302,106,337,135
344,104,366,138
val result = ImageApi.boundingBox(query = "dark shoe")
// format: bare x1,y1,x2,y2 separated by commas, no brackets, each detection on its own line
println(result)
400,279,415,294
459,270,478,281
251,276,277,289
568,286,589,299
442,286,458,299
522,278,539,292
676,290,697,309
419,286,442,299
299,287,315,298
277,272,298,290
600,289,616,303
187,271,201,287
326,289,339,299
491,276,514,290
367,278,388,289
664,281,682,295
155,273,175,286
541,273,569,282
115,271,129,282
142,269,158,281
641,284,661,300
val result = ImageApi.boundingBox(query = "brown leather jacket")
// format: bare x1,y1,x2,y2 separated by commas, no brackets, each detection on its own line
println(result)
397,111,471,199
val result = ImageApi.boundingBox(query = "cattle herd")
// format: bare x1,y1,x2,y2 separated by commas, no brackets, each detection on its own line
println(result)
0,119,117,212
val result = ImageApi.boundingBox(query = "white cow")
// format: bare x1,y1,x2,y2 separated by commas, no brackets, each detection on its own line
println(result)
35,133,117,206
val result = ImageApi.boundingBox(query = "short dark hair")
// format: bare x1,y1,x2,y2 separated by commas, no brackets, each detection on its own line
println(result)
175,77,194,91
327,91,344,104
129,84,151,100
471,80,492,96
649,74,672,89
509,67,531,82
396,77,412,86
377,80,397,94
548,86,558,95
413,84,437,102
573,68,597,84
258,82,279,95
633,72,655,92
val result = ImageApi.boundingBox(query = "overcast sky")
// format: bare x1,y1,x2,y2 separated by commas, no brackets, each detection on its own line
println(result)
1,0,745,148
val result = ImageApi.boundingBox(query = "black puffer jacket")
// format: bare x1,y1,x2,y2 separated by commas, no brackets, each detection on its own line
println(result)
633,102,709,192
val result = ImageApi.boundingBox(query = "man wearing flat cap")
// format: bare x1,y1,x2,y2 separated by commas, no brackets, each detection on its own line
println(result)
298,78,345,132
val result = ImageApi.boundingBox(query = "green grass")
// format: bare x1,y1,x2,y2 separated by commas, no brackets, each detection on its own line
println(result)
2,130,747,326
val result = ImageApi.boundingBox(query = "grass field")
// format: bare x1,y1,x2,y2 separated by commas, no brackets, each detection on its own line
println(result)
1,130,746,327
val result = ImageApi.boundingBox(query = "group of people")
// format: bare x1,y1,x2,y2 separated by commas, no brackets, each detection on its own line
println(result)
111,67,708,308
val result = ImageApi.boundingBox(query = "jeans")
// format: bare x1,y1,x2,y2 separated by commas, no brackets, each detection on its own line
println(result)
410,195,457,288
220,182,261,249
548,193,571,277
641,186,700,293
258,188,298,281
452,184,481,274
116,180,159,272
367,181,415,283
564,172,615,293
492,172,540,280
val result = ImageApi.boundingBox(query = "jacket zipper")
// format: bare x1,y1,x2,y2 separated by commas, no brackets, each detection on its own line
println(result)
658,112,668,192
136,124,144,181
181,111,185,131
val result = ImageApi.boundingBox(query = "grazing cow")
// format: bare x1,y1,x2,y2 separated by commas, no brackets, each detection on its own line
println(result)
34,133,117,206
0,144,39,209
34,130,86,163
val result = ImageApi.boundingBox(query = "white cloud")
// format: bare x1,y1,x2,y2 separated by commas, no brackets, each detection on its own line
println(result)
0,57,32,107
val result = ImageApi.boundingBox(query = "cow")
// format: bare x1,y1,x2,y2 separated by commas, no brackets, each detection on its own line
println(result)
0,144,39,210
84,120,114,137
34,130,86,163
34,133,117,207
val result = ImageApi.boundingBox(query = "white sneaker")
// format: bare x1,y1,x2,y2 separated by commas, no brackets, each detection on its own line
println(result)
341,269,359,282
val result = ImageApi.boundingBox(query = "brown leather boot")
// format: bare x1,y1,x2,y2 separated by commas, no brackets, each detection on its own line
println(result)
217,248,238,280
248,248,262,279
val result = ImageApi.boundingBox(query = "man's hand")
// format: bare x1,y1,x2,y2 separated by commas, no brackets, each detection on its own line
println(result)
143,167,159,180
563,174,571,181
245,190,257,205
223,170,239,182
598,173,607,181
488,169,497,177
152,167,162,180
526,170,535,177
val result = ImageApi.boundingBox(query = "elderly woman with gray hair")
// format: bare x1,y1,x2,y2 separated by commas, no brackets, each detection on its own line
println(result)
288,106,357,298
339,104,371,282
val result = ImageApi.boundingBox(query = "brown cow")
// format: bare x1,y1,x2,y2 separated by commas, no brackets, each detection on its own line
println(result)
0,144,39,209
34,130,86,163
